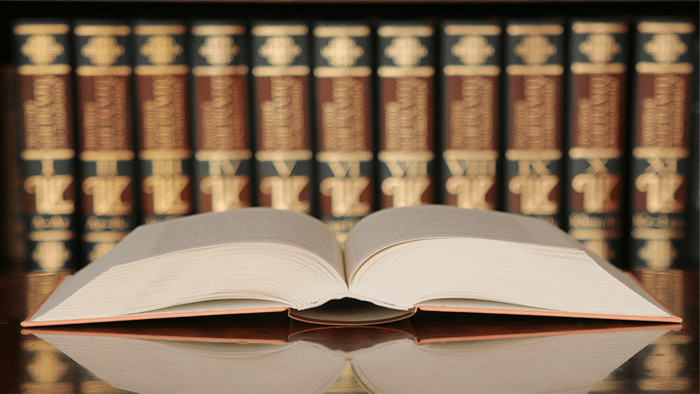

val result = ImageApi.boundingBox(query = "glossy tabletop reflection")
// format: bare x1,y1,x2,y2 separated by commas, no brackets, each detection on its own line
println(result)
1,269,697,393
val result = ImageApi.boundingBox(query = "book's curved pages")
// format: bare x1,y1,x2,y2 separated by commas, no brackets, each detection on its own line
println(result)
23,206,680,327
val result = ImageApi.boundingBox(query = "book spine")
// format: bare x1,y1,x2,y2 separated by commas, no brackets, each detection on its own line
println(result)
74,21,137,263
377,22,435,208
567,20,628,267
134,21,193,224
440,21,501,210
630,20,695,269
191,21,252,212
251,21,313,214
505,21,565,227
12,20,78,273
313,22,373,243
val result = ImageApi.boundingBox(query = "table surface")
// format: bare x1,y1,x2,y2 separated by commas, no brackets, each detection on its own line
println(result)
1,269,697,394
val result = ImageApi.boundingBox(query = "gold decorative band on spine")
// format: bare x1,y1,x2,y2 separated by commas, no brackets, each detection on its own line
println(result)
378,150,435,162
506,65,564,76
134,25,186,35
443,149,499,160
571,63,626,74
505,149,562,161
506,25,564,36
252,66,310,77
76,66,132,76
83,232,130,242
568,147,622,159
444,25,501,36
256,150,313,161
569,229,622,239
81,150,135,161
28,231,74,241
572,23,628,34
17,65,71,75
191,25,246,35
314,67,371,78
74,25,131,36
632,229,685,239
14,24,70,35
635,63,693,74
195,150,253,161
317,151,373,162
21,149,75,160
139,149,192,160
377,26,433,37
192,66,249,76
313,26,370,37
638,22,695,34
632,147,690,159
443,65,500,76
251,25,308,36
135,65,189,75
377,66,435,78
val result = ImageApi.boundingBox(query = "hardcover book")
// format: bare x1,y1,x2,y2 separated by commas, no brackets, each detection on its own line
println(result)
440,21,501,210
134,20,193,224
567,20,629,267
74,20,137,263
377,22,435,208
251,21,313,213
630,19,695,269
313,22,374,242
12,20,78,272
23,205,680,327
191,20,252,212
505,21,565,227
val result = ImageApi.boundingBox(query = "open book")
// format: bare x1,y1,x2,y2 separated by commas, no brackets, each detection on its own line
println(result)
23,205,680,326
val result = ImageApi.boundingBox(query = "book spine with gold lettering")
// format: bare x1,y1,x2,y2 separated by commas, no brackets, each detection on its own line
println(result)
505,21,565,227
74,20,137,264
251,21,313,214
630,19,696,269
440,21,501,210
567,20,628,267
313,21,373,243
377,21,435,208
191,21,252,212
134,20,193,224
12,20,77,273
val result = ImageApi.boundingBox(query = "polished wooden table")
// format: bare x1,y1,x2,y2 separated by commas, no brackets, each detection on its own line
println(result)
1,269,697,393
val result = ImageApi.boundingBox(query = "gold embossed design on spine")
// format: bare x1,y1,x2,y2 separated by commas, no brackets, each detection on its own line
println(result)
505,22,564,227
378,23,435,208
13,21,77,272
631,21,695,269
135,21,193,224
442,22,501,209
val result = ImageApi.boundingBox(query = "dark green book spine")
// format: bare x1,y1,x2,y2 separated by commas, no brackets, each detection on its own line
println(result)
13,20,77,273
567,20,629,266
630,20,696,269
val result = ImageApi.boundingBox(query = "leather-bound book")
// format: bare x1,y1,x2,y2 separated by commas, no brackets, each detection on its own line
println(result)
313,21,373,243
191,21,252,212
74,20,137,263
630,20,696,269
377,21,435,208
567,20,629,267
134,20,193,224
504,21,565,227
251,21,313,214
440,21,501,210
12,20,77,272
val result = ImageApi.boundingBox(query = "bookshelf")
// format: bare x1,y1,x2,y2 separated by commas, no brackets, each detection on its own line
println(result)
1,0,698,273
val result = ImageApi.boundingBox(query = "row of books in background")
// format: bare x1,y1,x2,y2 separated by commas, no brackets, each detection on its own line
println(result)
4,16,697,273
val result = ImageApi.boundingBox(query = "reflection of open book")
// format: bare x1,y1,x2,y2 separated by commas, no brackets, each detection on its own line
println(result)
27,322,672,394
24,206,679,327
